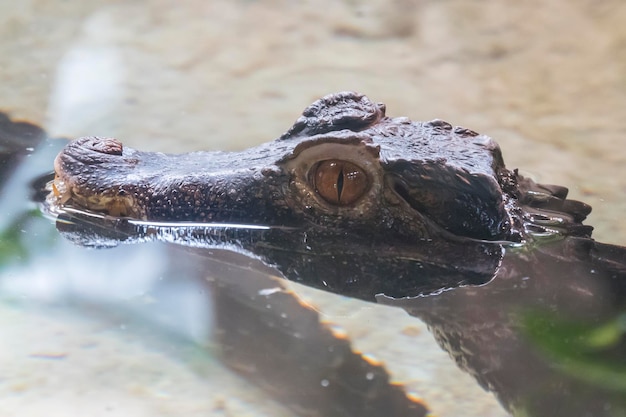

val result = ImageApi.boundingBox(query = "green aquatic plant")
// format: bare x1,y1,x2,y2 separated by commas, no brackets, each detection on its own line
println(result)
0,210,48,267
523,309,626,415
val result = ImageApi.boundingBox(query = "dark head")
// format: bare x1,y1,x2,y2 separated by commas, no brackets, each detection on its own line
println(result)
51,92,592,299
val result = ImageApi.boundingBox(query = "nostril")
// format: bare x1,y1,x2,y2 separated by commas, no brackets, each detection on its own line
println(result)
76,136,123,156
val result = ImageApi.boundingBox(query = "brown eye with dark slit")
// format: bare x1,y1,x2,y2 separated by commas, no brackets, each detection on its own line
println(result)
313,160,368,205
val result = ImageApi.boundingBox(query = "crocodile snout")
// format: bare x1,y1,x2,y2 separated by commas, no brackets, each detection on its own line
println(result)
50,136,145,218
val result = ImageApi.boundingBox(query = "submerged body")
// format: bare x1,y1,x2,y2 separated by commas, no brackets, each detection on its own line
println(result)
49,92,626,416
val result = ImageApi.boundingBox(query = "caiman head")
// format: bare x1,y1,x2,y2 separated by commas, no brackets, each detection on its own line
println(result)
50,92,593,300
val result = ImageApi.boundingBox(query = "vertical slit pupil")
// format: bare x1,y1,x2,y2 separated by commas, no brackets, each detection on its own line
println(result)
336,168,344,202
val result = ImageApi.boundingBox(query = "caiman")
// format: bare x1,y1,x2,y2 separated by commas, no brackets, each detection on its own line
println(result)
46,92,626,416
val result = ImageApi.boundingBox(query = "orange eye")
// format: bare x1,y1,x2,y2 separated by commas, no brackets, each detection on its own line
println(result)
313,160,368,205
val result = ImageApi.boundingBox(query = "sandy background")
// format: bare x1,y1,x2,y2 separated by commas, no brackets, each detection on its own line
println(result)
1,1,625,416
